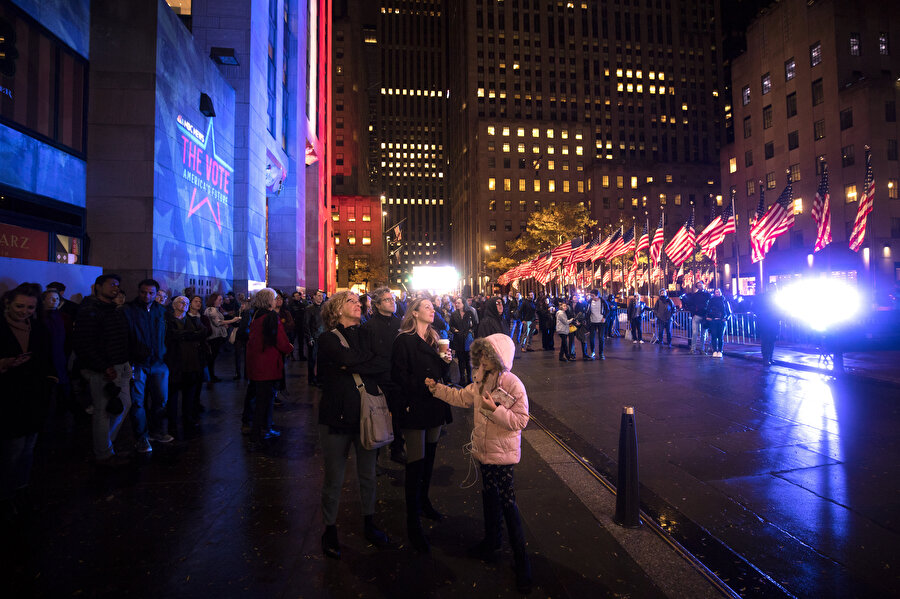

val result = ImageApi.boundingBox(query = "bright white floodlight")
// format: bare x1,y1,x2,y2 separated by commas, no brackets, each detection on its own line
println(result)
775,278,861,332
411,266,459,294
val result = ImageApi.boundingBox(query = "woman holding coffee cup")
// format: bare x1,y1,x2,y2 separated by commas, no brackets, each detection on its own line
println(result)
391,298,453,553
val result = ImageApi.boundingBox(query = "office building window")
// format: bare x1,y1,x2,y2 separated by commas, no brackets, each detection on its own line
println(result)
816,156,827,175
845,184,857,203
729,157,737,173
790,163,801,182
743,116,752,138
488,177,496,190
786,92,797,118
766,172,776,189
888,139,899,161
850,33,860,56
814,119,826,141
889,179,898,200
746,179,756,196
788,130,799,150
841,145,855,167
504,200,512,211
763,105,773,129
745,150,753,167
887,101,897,122
810,42,822,66
879,33,889,55
761,73,772,95
674,194,683,206
765,142,774,160
812,78,824,105
784,57,796,81
840,108,853,130
742,85,751,105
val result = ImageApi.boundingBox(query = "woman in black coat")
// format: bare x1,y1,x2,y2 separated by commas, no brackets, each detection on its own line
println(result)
317,291,391,559
165,296,208,439
1,283,54,519
475,296,509,338
391,298,453,553
449,297,476,385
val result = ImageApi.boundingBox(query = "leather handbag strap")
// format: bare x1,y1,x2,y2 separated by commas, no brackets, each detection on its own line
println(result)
331,329,366,391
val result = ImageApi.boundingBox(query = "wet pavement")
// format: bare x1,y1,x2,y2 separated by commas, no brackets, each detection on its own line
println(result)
4,338,898,598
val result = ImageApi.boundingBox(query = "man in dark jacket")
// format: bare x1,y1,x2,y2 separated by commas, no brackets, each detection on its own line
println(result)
362,286,405,463
683,282,711,353
73,274,133,464
585,290,608,359
517,292,537,351
289,291,307,360
304,290,325,385
122,279,170,452
652,289,676,346
507,293,521,343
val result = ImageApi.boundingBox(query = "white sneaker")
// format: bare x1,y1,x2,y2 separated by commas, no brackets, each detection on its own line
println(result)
150,433,174,443
639,340,644,344
633,340,638,344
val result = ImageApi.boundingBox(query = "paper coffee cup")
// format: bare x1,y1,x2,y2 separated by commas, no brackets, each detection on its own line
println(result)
437,339,450,352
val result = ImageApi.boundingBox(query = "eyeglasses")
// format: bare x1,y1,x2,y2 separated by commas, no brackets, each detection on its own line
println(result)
380,296,396,303
347,299,361,305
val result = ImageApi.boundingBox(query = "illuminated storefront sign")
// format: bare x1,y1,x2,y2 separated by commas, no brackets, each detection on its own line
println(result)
0,222,49,261
176,113,233,231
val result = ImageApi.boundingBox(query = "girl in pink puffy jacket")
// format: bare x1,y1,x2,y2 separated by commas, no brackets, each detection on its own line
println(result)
425,333,532,593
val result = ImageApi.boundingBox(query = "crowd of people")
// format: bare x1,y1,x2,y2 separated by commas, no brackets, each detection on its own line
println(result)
1,274,754,594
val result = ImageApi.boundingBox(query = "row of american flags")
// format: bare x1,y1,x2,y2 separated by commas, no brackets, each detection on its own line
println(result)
497,149,877,286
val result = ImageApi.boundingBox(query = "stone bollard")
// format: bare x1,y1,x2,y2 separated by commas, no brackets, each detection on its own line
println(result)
613,406,642,528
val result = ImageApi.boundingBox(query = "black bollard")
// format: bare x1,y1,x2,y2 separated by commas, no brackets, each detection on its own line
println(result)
613,406,641,528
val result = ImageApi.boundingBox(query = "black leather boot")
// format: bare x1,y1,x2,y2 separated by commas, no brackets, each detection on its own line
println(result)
405,459,430,553
363,514,390,547
504,504,532,593
420,442,444,521
467,488,502,562
321,524,340,559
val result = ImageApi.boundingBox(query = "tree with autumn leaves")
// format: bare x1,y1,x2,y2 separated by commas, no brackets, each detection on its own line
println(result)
485,203,597,272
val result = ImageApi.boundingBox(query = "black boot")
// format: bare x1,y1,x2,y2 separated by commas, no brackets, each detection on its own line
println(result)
504,504,532,593
420,442,444,521
364,514,390,548
405,459,430,553
321,524,341,559
467,488,502,562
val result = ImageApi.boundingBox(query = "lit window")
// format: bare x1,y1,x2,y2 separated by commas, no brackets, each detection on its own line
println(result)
575,146,583,155
488,177,496,190
674,194,682,205
562,146,569,155
547,129,554,138
761,73,771,95
793,198,803,215
504,178,511,191
532,145,540,153
879,33,889,55
602,175,609,187
502,127,510,136
533,180,541,192
659,193,667,205
810,41,822,66
487,125,495,135
742,85,750,105
547,146,555,155
577,181,584,193
888,179,898,199
347,230,356,245
561,130,569,139
563,180,570,193
616,176,624,188
548,180,556,192
503,143,511,152
845,184,857,203
785,57,796,81
532,128,540,138
519,179,526,191
334,235,340,245
666,174,673,183
850,33,860,56
547,160,555,170
630,176,638,189
518,143,525,153
517,127,525,136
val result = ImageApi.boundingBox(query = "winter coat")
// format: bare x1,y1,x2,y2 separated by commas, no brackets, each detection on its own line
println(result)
122,299,168,366
555,309,574,335
204,306,230,339
432,334,528,465
705,296,732,322
318,324,384,433
246,310,292,381
627,299,648,321
164,313,208,383
449,308,476,353
360,311,402,407
653,297,676,322
0,315,54,438
475,300,509,338
586,297,609,324
72,296,130,372
390,331,452,429
304,302,325,341
519,298,537,321
684,290,712,317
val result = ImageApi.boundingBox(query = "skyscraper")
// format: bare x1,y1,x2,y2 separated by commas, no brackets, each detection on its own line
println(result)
333,0,448,290
448,0,725,294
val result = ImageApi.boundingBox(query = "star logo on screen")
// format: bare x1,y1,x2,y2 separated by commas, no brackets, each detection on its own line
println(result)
177,114,233,232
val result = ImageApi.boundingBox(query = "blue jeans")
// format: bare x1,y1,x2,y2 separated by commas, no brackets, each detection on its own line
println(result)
85,363,132,459
0,433,38,500
509,319,522,344
131,362,170,441
691,315,706,351
319,424,378,525
586,322,605,355
519,320,533,349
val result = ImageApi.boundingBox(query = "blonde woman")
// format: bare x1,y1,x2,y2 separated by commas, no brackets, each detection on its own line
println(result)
245,289,292,443
317,291,391,559
390,298,453,553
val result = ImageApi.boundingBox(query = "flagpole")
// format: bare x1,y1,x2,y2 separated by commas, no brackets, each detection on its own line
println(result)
731,189,740,292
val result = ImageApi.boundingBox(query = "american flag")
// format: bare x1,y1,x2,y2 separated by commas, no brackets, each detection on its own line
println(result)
663,210,696,266
651,265,664,281
812,162,832,253
695,205,722,260
672,265,683,283
683,269,694,288
649,213,665,265
602,269,612,285
551,237,582,260
750,175,794,262
563,260,578,282
699,200,736,260
750,184,767,263
849,150,875,252
568,237,597,263
595,230,618,261
635,219,650,253
608,225,635,261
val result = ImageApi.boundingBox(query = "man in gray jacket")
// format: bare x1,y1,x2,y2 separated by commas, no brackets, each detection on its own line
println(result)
653,289,676,347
